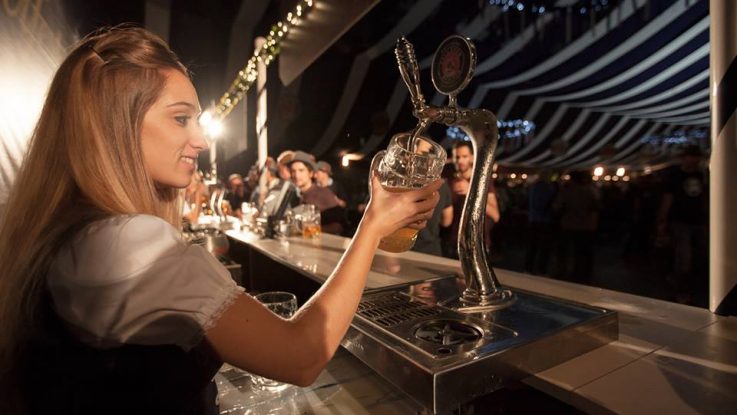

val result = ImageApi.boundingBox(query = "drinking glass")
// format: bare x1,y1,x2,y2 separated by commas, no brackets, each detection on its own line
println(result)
251,291,298,391
373,132,446,252
294,204,321,238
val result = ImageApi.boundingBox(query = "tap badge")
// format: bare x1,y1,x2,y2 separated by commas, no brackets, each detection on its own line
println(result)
431,35,476,97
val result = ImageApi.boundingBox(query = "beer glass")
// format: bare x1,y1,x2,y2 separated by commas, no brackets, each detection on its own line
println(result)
373,132,446,252
294,204,321,238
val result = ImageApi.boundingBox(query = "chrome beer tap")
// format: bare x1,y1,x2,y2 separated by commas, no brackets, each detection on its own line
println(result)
395,36,514,310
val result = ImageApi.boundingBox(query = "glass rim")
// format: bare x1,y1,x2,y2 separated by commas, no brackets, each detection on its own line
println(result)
390,133,445,156
255,291,297,304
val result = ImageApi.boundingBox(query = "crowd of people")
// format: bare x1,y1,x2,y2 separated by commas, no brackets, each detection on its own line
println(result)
493,144,709,306
191,150,350,236
213,139,709,307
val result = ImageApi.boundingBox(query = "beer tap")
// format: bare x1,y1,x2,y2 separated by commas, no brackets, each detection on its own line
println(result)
395,36,514,310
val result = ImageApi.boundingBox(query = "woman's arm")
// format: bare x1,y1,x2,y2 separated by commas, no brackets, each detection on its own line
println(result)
205,176,442,386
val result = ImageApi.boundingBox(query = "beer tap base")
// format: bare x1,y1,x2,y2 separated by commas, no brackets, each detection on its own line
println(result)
452,288,516,312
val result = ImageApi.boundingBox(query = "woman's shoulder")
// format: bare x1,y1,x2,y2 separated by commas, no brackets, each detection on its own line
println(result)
53,214,185,286
81,214,182,249
85,213,175,232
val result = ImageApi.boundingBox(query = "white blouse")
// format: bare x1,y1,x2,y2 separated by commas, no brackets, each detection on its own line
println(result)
47,214,244,350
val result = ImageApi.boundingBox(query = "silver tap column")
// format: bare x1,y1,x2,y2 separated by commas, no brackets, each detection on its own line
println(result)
710,0,737,315
395,36,513,310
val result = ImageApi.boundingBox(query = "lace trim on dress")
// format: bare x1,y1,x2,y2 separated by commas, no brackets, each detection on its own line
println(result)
202,284,245,332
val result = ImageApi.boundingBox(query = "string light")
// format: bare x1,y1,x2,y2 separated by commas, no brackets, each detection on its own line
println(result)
446,119,535,141
488,0,612,14
641,128,708,145
213,0,316,119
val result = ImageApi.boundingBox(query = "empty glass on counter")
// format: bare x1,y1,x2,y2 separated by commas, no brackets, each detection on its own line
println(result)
240,202,258,231
372,132,447,252
250,291,298,391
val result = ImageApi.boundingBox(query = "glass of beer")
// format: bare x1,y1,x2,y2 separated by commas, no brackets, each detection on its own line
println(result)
373,132,446,252
294,204,321,238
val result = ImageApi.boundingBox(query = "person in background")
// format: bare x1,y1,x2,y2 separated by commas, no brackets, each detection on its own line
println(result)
446,141,500,259
553,171,600,282
250,157,296,216
225,173,249,219
289,151,345,235
183,169,208,224
315,161,347,209
656,144,708,302
276,150,295,181
0,27,442,414
525,171,557,275
412,181,453,256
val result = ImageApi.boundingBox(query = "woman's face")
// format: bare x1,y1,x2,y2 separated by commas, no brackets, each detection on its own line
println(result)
141,69,208,188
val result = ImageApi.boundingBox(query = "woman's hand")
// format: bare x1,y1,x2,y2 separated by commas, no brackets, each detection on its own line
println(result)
360,172,443,240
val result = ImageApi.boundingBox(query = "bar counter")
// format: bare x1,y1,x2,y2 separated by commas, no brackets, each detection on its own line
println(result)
221,229,737,414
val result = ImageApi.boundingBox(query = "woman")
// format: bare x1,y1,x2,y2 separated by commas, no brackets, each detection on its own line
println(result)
0,27,441,414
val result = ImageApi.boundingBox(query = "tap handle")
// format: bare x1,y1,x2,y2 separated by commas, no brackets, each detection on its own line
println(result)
395,37,425,110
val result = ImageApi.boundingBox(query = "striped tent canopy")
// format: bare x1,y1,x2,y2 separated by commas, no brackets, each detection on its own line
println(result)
287,0,709,172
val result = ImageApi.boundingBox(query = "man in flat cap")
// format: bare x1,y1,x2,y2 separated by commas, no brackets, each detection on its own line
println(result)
289,151,345,235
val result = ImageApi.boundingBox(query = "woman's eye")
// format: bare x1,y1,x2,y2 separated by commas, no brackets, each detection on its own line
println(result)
175,116,190,126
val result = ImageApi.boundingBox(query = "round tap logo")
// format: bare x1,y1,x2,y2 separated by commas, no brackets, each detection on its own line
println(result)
432,36,476,96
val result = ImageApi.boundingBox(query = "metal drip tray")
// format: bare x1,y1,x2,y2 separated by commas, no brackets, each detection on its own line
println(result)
356,291,517,359
357,292,442,327
413,319,482,346
343,275,618,413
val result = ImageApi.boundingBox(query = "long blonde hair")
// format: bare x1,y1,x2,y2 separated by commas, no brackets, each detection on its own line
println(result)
0,26,188,385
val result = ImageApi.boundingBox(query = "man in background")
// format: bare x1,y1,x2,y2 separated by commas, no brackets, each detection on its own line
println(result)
250,157,294,216
289,151,344,235
225,173,249,219
413,181,453,256
277,150,295,181
315,161,347,208
657,144,708,303
446,141,500,258
525,171,558,275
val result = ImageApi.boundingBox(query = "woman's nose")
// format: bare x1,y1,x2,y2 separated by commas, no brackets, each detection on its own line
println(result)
191,127,209,152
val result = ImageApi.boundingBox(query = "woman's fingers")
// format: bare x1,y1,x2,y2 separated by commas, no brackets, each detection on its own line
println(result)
406,220,428,230
410,189,440,215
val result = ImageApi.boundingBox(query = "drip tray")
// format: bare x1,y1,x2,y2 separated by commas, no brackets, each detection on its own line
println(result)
343,275,618,413
356,291,517,359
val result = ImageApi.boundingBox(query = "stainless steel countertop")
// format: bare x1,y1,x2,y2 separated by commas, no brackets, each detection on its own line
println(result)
227,230,737,415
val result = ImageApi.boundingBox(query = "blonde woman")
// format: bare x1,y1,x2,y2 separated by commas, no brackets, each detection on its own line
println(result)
0,27,441,414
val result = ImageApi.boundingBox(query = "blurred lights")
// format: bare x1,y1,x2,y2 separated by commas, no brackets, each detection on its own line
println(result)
521,173,528,180
593,166,604,176
616,167,625,177
510,173,517,179
340,152,363,168
199,110,223,139
623,176,630,182
604,175,611,181
447,119,535,142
